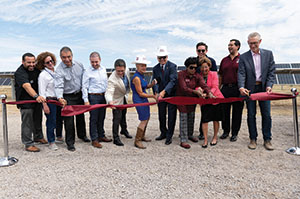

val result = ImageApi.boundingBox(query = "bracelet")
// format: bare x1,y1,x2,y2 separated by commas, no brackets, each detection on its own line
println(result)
33,94,39,99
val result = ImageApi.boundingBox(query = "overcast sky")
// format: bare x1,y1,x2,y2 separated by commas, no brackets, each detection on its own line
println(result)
0,0,299,71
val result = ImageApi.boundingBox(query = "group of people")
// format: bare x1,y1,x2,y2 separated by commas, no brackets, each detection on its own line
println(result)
14,31,275,152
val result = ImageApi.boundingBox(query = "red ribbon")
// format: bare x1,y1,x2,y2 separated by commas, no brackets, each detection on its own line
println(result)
2,92,297,117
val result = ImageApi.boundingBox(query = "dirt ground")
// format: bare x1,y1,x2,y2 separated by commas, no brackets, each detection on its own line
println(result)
0,85,299,198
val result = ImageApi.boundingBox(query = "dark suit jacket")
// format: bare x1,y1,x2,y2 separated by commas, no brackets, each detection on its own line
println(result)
238,48,275,92
152,60,177,97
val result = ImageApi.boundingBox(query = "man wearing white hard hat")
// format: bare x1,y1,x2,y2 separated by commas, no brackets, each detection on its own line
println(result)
131,55,157,149
152,46,178,145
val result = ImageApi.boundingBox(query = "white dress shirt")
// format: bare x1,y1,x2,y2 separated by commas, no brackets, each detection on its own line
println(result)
38,68,56,98
82,65,108,102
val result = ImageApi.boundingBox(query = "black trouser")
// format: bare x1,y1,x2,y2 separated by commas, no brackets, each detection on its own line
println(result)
221,84,244,136
56,106,63,138
112,100,128,140
63,92,87,147
157,101,177,139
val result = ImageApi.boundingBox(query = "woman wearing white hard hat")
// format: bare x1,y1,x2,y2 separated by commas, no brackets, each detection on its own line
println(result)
131,55,157,149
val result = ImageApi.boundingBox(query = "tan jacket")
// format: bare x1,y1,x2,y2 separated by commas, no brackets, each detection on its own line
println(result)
105,68,130,105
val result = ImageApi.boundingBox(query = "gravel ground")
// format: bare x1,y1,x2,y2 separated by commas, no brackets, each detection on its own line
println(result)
0,105,299,199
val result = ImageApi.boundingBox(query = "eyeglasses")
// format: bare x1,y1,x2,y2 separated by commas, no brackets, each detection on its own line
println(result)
158,56,167,60
248,42,259,45
45,60,53,65
189,66,197,70
197,49,206,53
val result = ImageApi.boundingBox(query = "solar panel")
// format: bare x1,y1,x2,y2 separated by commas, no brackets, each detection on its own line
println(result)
294,74,300,84
291,63,300,68
276,63,291,68
277,74,295,84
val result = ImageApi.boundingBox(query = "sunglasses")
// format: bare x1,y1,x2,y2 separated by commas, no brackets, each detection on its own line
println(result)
158,56,167,60
45,60,53,65
189,66,197,70
197,49,206,53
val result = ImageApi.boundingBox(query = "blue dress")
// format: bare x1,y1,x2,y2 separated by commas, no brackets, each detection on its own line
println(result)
131,71,150,121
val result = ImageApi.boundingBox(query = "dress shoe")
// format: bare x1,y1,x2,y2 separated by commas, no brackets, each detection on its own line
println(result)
180,142,191,149
230,135,237,142
220,132,229,139
248,140,257,150
99,137,112,142
155,135,166,141
80,136,91,142
188,136,199,143
67,145,76,152
120,130,133,139
34,138,48,144
92,140,103,148
264,140,274,150
113,139,124,146
25,145,40,152
198,134,204,140
165,138,172,145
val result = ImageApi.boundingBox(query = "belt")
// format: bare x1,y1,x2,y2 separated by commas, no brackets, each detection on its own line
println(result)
223,83,237,87
255,81,262,85
64,91,81,95
46,97,57,100
89,93,105,95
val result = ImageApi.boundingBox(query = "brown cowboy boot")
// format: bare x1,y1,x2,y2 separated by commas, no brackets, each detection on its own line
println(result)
135,127,146,149
142,124,151,142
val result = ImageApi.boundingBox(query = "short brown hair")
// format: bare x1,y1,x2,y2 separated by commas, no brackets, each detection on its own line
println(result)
198,57,211,68
36,51,57,70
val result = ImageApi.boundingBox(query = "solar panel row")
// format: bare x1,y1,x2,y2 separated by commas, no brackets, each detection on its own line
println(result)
1,63,300,85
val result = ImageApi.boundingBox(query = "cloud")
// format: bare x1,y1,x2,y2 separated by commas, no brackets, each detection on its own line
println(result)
0,0,299,71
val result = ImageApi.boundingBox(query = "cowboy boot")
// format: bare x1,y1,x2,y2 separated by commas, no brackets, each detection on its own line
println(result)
135,127,146,149
142,124,151,142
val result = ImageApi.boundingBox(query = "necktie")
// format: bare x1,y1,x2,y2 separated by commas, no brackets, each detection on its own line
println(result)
161,65,164,77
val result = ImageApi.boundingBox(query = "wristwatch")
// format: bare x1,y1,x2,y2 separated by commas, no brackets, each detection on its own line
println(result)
33,94,39,99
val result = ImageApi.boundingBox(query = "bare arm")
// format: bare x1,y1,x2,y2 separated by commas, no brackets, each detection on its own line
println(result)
132,77,156,99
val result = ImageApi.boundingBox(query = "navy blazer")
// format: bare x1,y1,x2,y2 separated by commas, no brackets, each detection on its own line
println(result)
238,48,275,93
152,60,177,96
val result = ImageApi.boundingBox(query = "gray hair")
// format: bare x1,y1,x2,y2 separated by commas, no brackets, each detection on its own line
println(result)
248,32,261,40
89,51,101,59
60,46,72,56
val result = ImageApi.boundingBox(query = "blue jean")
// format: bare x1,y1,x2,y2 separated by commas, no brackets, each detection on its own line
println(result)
45,103,57,143
88,94,106,141
246,85,272,141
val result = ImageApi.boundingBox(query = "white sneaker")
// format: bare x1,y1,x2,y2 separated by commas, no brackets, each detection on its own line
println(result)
49,143,58,151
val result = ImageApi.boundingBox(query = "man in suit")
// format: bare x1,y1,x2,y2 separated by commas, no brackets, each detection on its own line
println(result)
152,46,178,145
238,32,275,150
105,59,132,146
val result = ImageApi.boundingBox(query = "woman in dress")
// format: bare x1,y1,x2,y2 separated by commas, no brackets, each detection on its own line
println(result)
131,55,157,149
199,57,224,148
37,52,59,150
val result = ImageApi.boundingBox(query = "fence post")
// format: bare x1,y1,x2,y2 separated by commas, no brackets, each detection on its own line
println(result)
286,88,300,155
0,94,18,167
